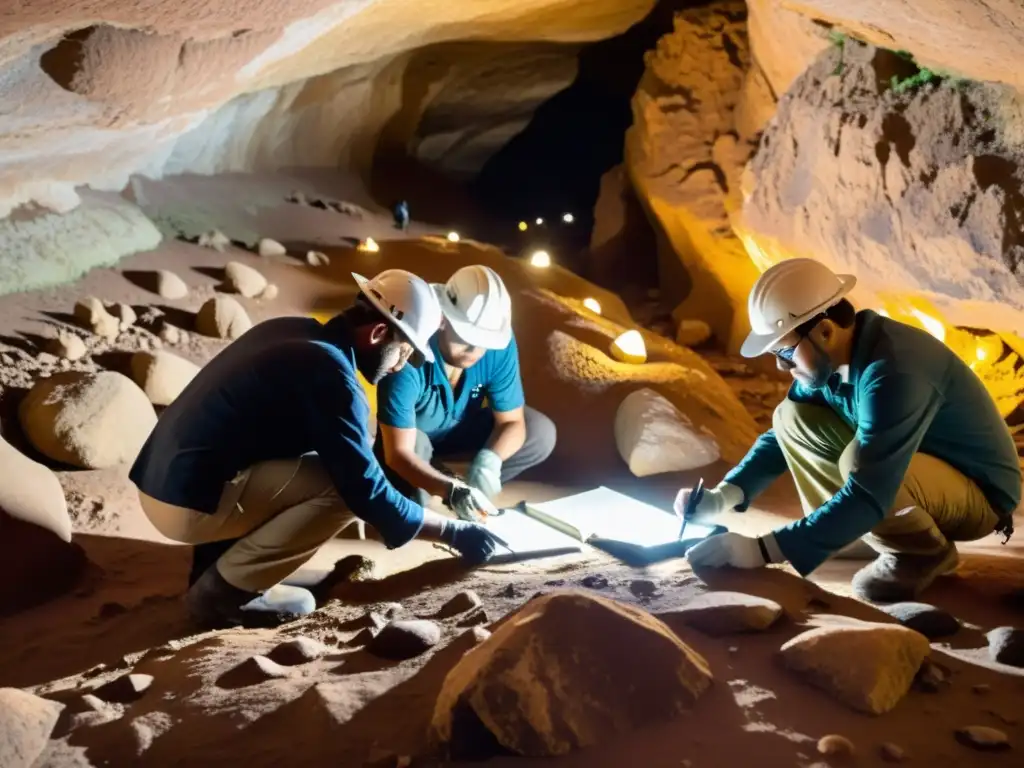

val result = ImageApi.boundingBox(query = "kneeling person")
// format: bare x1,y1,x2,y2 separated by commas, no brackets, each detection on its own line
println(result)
376,265,556,513
130,269,502,629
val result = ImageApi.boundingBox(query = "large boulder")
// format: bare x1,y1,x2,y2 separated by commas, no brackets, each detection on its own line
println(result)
614,387,721,476
780,620,930,714
0,434,85,615
0,688,64,768
18,371,157,469
130,350,201,406
431,591,713,758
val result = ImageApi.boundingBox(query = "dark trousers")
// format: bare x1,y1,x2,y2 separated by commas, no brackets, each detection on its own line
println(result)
376,406,557,506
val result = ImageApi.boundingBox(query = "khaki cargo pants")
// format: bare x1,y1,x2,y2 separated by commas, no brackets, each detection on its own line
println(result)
774,399,1000,556
139,455,359,592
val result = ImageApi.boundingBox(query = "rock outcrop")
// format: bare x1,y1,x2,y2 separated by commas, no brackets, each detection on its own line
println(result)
0,688,64,768
614,387,721,476
431,591,712,758
739,36,1024,335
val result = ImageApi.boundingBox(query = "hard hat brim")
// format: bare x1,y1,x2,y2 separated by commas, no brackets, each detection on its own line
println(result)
351,272,436,363
432,284,513,350
740,274,857,359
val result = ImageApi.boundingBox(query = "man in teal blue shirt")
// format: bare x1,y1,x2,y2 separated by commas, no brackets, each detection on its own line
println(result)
376,265,556,514
680,258,1019,602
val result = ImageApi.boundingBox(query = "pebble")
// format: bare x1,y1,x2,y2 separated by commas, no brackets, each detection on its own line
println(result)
268,636,328,666
972,683,991,695
367,619,442,660
48,334,87,361
987,626,1024,668
879,742,906,762
159,325,180,345
198,230,231,252
916,660,948,692
880,601,960,640
261,283,279,300
629,579,658,599
438,590,482,618
224,261,268,298
306,250,330,267
93,673,154,703
499,584,517,598
581,574,609,589
817,734,854,756
154,269,189,299
955,725,1010,751
258,238,286,257
110,302,137,330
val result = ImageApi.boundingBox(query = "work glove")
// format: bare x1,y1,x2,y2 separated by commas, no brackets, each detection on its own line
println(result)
466,449,503,498
686,532,769,570
440,519,502,565
446,480,500,522
673,481,744,525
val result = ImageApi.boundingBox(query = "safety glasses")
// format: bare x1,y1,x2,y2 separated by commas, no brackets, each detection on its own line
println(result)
772,312,826,368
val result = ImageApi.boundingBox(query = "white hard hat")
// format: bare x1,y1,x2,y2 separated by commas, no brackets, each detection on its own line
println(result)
352,270,442,363
433,265,513,350
741,258,857,358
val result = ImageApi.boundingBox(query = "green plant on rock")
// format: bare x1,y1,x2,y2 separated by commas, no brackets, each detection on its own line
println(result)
890,66,940,93
829,29,847,75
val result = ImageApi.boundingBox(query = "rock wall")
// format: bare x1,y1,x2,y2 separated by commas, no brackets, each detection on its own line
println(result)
0,0,656,218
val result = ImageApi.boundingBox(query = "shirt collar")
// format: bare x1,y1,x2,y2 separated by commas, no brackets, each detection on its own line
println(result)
836,363,851,384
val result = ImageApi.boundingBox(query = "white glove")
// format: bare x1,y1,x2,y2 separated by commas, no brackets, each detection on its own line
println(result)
466,449,502,498
686,532,769,569
673,482,744,525
447,480,500,522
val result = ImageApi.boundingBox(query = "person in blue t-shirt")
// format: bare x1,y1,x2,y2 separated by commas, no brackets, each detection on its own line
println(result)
130,269,503,629
678,258,1019,603
376,265,556,513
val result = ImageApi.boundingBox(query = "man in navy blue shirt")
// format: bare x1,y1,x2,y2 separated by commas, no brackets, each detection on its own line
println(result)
130,269,503,629
376,265,556,513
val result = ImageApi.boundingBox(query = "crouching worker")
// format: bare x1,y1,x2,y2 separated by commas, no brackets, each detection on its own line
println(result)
680,258,1019,602
375,265,556,514
130,269,504,629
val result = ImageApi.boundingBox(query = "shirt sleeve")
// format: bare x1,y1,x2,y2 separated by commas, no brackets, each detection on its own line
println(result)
773,369,944,575
722,428,788,509
376,363,421,429
303,348,425,549
486,336,525,413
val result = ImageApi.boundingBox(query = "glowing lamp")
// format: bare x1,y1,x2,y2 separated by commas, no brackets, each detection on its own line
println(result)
358,237,380,253
529,250,551,268
447,231,460,242
611,330,647,364
583,297,602,314
535,217,544,225
518,221,528,231
562,212,574,224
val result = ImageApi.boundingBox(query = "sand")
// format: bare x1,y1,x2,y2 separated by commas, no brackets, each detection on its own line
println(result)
1,171,1022,767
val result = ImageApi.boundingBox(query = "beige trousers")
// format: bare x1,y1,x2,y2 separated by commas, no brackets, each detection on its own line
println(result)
139,454,358,592
774,399,999,555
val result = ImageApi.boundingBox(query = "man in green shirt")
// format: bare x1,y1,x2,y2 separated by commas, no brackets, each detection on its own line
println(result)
680,258,1019,602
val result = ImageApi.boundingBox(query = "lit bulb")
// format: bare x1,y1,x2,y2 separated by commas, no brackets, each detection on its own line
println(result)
358,237,380,253
535,217,544,225
529,250,551,268
518,221,528,232
583,297,601,314
447,231,460,242
610,330,647,364
562,212,574,224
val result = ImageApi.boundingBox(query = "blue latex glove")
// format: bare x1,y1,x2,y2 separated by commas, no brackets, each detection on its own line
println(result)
440,519,501,565
466,449,503,498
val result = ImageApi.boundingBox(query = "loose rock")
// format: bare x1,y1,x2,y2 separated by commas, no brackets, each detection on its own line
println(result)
195,296,252,340
880,602,960,640
438,590,483,618
955,725,1010,751
915,659,948,692
581,574,609,589
224,261,268,298
348,628,378,647
629,579,658,599
130,350,200,406
159,324,181,345
73,297,119,340
0,687,64,768
431,591,712,758
880,742,906,762
260,283,279,300
268,637,328,666
19,371,157,469
614,388,720,476
258,238,286,257
817,734,854,756
46,333,87,362
227,655,289,685
457,609,489,628
368,620,442,660
110,302,137,330
972,683,991,695
93,673,154,704
779,621,930,714
154,269,189,300
657,591,783,636
306,250,330,267
198,230,231,252
987,626,1024,668
675,318,712,347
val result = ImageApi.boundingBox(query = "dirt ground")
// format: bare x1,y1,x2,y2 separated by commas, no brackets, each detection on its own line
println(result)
1,171,1022,767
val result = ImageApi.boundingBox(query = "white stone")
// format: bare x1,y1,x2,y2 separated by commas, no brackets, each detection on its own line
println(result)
258,238,286,257
0,688,64,768
614,388,720,476
224,261,268,298
130,350,201,406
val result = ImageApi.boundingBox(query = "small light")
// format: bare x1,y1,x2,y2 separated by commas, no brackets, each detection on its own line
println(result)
358,237,380,253
610,330,647,364
447,231,460,242
583,297,601,314
535,217,544,225
529,250,551,268
518,221,528,232
562,213,574,224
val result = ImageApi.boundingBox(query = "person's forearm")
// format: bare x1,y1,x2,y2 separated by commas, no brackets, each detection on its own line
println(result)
486,420,526,460
392,452,453,499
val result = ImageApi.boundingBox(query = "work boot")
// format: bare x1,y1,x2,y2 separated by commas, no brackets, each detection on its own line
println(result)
851,545,959,604
185,566,317,629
